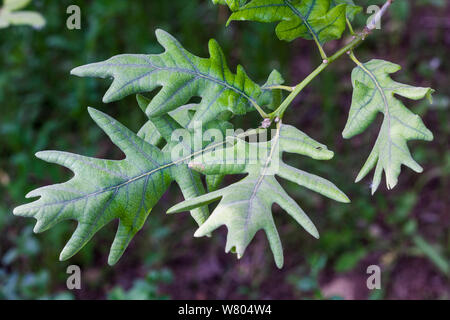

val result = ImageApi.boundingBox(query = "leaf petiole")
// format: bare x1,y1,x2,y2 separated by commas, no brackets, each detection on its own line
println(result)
346,17,355,36
263,85,295,92
348,50,362,67
269,0,395,120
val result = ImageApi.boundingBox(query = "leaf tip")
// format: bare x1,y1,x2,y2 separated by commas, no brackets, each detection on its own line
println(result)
355,169,367,183
341,194,351,204
59,250,70,262
12,206,21,216
323,149,334,160
370,187,377,196
33,221,45,234
193,229,204,238
276,263,283,269
70,66,82,77
87,106,103,120
166,207,177,215
136,94,150,113
154,28,167,37
107,255,119,266
35,151,46,159
342,129,352,140
101,92,115,104
311,228,320,240
386,177,398,191
35,151,60,164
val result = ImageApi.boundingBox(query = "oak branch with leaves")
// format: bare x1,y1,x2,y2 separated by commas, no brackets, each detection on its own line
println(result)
15,0,434,268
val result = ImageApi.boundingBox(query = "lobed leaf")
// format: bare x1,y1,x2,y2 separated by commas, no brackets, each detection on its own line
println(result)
343,59,434,193
226,0,360,43
14,106,222,265
168,124,349,268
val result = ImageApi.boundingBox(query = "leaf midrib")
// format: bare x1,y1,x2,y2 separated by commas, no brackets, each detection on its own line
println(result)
356,64,393,166
284,0,320,42
244,125,282,242
24,161,173,210
102,60,258,106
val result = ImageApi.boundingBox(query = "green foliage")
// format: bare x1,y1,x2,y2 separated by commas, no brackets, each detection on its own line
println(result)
344,59,434,193
13,28,286,266
71,29,284,125
223,0,361,43
287,254,327,298
168,124,349,268
11,0,439,273
0,268,73,300
0,0,45,29
2,226,39,265
108,269,173,300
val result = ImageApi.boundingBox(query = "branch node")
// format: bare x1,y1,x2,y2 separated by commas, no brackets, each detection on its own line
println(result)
261,118,272,129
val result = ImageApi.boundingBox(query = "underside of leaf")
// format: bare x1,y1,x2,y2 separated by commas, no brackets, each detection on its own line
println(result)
168,124,349,268
13,106,219,265
343,59,434,193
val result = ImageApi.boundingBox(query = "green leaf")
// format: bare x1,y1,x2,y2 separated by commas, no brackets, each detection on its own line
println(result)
14,107,216,265
412,235,449,276
343,59,434,193
168,124,349,268
205,174,225,192
71,29,283,126
262,69,285,110
227,0,351,43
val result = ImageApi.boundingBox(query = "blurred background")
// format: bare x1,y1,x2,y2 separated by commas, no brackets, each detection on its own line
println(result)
0,0,448,300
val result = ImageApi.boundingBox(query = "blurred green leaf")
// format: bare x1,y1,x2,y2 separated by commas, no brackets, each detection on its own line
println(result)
413,235,449,276
334,248,367,272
